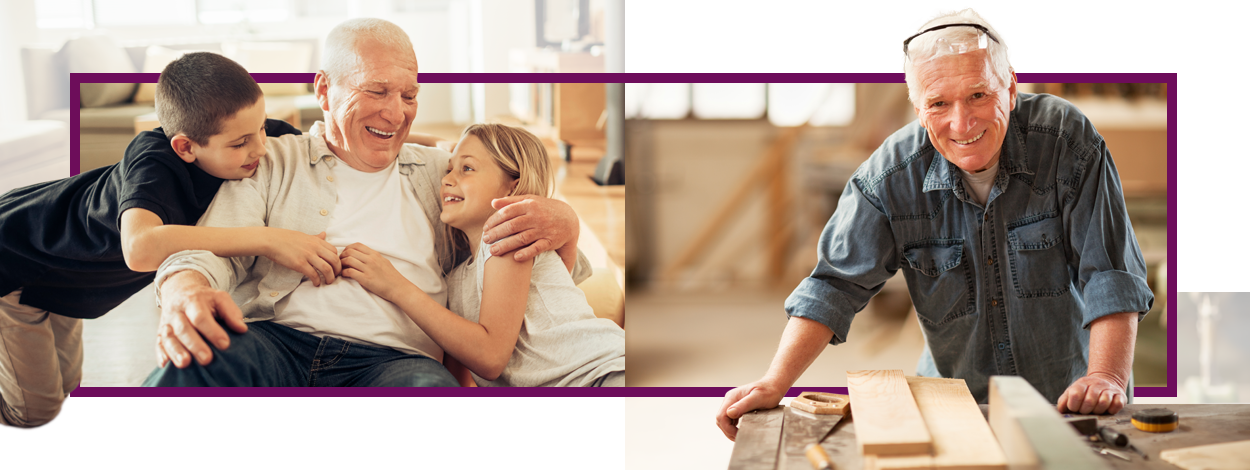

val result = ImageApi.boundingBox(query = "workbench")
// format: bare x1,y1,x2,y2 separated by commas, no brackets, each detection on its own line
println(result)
729,404,1250,470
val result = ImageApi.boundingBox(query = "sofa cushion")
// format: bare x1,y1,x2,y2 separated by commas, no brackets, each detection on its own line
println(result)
223,41,315,96
62,35,138,108
21,47,68,120
40,103,155,131
0,120,69,166
133,44,211,102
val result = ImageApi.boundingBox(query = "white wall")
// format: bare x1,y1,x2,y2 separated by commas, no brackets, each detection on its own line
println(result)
481,0,534,119
0,0,37,124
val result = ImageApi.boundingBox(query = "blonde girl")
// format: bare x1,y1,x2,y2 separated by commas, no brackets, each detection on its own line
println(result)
342,123,625,387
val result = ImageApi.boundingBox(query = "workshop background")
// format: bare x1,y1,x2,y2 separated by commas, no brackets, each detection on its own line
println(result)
624,82,1170,389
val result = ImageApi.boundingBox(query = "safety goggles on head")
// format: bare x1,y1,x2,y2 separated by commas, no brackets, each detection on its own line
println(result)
903,23,1000,60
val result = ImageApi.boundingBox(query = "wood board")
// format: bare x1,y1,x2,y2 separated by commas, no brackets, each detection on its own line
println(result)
988,376,1107,470
873,377,1007,470
1159,440,1250,470
846,370,933,456
728,406,785,470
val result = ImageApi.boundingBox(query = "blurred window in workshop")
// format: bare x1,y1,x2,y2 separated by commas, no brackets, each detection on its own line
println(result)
768,83,855,127
692,83,766,119
625,83,692,119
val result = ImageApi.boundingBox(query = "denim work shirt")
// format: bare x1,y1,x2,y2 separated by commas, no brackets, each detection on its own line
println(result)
785,93,1154,403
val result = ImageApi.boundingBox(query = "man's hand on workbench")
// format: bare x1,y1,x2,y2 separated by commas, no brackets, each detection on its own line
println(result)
716,380,787,441
1057,372,1127,415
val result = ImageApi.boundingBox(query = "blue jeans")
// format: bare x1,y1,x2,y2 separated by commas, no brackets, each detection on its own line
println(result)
142,321,457,387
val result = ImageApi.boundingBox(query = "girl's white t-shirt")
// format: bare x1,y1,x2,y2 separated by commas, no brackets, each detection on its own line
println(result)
274,158,446,360
446,241,625,387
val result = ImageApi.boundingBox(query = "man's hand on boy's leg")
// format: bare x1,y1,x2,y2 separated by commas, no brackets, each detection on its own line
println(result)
482,195,579,262
156,270,247,368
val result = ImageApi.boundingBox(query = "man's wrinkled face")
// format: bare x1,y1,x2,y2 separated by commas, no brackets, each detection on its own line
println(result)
317,38,419,172
913,50,1015,173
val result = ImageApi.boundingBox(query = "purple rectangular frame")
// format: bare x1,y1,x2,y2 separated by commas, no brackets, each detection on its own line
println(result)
69,72,1176,399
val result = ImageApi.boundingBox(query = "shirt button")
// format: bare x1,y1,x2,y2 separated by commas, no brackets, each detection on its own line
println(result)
269,291,279,297
983,213,989,221
991,299,998,306
320,209,329,216
327,176,335,182
987,258,994,265
998,343,1006,350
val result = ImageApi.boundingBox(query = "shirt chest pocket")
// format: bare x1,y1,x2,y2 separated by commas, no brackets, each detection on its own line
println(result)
901,239,974,326
1006,215,1072,298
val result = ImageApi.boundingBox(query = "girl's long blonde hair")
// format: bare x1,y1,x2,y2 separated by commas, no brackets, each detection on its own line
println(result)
447,123,554,264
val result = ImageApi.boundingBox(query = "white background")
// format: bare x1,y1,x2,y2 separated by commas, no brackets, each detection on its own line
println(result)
0,1,1225,468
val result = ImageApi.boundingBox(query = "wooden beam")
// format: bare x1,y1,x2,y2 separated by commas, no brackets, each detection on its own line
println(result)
660,125,803,281
987,376,1108,470
874,377,1007,470
1160,440,1250,470
846,370,932,456
728,406,785,470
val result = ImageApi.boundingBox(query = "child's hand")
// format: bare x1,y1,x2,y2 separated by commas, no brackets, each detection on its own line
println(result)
265,229,342,286
340,242,410,301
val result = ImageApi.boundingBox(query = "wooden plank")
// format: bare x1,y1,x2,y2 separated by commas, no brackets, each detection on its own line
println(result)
728,406,785,470
1160,440,1250,470
988,376,1108,470
846,370,933,456
875,377,1007,470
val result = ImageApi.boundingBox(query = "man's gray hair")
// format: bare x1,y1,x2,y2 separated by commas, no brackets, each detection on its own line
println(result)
903,9,1012,104
321,18,415,84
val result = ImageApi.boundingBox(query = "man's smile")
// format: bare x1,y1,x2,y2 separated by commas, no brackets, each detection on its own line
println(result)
366,126,397,138
954,130,985,145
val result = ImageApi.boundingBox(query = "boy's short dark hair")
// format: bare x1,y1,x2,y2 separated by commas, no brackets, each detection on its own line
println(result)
155,52,263,146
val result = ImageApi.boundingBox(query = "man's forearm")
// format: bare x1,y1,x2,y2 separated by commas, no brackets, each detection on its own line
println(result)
1086,312,1137,388
761,316,835,388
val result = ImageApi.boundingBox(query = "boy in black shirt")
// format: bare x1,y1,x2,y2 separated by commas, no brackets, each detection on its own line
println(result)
0,52,342,427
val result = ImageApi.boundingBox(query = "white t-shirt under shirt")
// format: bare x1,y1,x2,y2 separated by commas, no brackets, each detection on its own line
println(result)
959,159,1000,206
274,158,446,360
446,241,625,387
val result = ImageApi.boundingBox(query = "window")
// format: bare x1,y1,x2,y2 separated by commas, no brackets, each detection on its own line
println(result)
35,0,92,29
198,0,292,24
33,0,439,29
392,0,452,12
292,0,348,16
626,83,856,126
94,0,196,27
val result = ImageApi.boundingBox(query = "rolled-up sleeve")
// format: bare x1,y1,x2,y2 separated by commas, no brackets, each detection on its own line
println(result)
153,159,271,307
785,175,900,345
1068,140,1154,328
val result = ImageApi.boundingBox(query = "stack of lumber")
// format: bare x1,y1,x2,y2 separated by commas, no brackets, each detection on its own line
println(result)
846,371,1113,469
847,370,1007,470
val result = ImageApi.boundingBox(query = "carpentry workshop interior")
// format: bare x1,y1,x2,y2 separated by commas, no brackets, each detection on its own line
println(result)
623,83,1188,470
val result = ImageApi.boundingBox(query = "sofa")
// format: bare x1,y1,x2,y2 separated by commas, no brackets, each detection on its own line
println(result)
22,33,325,176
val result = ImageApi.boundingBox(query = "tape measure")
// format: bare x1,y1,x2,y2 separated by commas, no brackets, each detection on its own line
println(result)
1131,408,1178,432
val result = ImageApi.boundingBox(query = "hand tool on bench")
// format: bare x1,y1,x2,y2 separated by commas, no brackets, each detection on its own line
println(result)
779,392,850,470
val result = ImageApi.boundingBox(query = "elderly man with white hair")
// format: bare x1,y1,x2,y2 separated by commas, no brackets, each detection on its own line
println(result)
143,18,587,387
716,9,1153,438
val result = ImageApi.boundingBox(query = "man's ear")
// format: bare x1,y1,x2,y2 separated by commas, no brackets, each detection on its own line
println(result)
1008,70,1018,111
170,134,197,163
314,72,331,112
